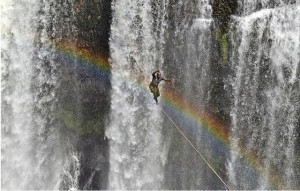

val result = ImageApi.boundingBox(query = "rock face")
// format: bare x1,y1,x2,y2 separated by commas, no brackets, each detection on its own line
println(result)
63,1,112,189
210,0,238,123
44,0,112,189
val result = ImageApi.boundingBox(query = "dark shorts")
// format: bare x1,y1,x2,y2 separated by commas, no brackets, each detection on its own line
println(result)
149,83,160,98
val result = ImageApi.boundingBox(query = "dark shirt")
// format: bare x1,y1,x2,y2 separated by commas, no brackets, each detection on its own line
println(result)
151,73,164,86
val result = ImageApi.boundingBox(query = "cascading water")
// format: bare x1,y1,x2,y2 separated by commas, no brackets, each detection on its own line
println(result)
106,0,168,189
2,0,300,190
1,0,66,189
237,0,297,16
1,0,40,188
161,0,232,189
228,2,300,190
1,0,82,189
184,4,212,105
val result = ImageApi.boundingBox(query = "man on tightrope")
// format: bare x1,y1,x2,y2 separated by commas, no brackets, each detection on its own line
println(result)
149,69,173,104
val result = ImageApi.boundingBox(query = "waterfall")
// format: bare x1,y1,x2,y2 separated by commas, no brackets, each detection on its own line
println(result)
161,0,230,189
228,3,300,190
2,0,62,189
106,0,168,189
237,0,297,16
1,0,39,189
1,0,80,189
2,0,300,190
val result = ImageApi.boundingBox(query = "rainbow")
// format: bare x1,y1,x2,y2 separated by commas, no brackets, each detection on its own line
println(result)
162,89,229,144
160,88,282,189
55,39,111,73
53,40,284,189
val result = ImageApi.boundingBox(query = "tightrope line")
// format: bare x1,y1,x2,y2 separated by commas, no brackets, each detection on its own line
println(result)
160,106,231,190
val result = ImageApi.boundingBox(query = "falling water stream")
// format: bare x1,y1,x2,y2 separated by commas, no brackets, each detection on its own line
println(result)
2,0,81,189
106,0,169,189
1,0,67,189
228,3,300,189
1,0,300,190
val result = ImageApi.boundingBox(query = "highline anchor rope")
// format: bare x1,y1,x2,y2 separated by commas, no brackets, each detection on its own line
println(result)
160,106,231,190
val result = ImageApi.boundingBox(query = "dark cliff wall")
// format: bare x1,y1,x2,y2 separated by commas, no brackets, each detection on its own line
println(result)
210,0,237,123
38,0,112,189
71,1,111,189
66,1,112,189
75,0,112,55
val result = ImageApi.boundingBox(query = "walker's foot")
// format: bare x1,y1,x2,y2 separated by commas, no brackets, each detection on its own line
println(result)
154,97,158,104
